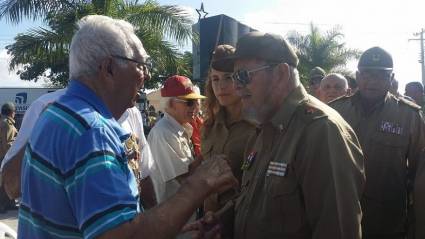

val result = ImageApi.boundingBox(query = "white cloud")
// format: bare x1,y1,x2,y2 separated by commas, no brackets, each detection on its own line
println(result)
0,49,45,87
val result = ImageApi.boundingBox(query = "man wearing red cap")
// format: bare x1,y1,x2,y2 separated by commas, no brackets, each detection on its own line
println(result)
148,75,207,205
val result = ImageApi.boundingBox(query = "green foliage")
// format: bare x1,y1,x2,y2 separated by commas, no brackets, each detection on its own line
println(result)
0,0,195,88
287,23,361,86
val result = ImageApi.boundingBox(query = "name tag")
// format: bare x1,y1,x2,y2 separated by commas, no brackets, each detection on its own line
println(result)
379,121,403,135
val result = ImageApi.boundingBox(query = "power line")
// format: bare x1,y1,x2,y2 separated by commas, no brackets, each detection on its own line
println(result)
409,29,425,85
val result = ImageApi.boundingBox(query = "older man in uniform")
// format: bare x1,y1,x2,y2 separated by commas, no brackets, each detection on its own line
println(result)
319,73,349,103
309,66,326,98
189,32,365,239
330,47,425,239
0,102,18,213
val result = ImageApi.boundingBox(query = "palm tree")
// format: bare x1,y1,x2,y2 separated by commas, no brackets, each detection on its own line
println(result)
287,23,361,85
0,0,195,88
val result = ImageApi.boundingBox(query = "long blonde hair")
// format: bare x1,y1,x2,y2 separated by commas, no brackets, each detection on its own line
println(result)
203,45,236,135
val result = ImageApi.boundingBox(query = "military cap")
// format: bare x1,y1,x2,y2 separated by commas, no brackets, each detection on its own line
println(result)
358,47,393,71
213,31,299,72
310,67,326,79
210,44,235,72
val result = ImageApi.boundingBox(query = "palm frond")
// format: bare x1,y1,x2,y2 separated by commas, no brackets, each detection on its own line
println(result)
7,27,70,71
125,0,194,46
0,0,75,23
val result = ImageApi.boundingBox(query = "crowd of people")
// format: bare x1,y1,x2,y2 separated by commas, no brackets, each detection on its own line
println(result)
1,14,425,239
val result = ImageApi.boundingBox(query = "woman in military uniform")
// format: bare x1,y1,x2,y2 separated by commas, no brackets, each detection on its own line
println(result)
201,45,256,238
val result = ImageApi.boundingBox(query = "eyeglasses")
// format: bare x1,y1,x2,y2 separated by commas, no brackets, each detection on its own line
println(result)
111,55,153,73
173,98,197,107
232,64,278,86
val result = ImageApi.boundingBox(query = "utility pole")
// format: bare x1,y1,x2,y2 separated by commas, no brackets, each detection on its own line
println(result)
409,29,425,86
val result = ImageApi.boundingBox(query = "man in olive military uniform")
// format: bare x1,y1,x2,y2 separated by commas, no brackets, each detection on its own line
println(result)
309,66,326,98
188,32,365,239
330,47,425,239
0,102,18,213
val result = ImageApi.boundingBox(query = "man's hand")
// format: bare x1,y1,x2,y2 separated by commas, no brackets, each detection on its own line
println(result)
181,211,221,239
187,154,238,196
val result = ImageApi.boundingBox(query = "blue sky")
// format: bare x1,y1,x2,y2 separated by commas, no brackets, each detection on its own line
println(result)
1,0,425,90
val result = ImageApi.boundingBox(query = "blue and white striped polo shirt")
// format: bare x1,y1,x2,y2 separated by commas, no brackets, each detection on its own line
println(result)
18,80,140,239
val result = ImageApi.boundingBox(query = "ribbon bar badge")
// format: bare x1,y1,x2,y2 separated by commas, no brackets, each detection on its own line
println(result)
266,161,287,177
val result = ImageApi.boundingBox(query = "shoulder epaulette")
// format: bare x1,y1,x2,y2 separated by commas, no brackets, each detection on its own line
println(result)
298,98,328,122
328,94,352,105
397,96,421,111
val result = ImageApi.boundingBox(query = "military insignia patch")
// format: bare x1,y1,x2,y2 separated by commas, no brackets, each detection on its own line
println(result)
379,121,403,135
266,161,287,177
241,151,257,171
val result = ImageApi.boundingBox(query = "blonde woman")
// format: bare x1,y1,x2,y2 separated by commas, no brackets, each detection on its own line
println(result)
202,45,256,238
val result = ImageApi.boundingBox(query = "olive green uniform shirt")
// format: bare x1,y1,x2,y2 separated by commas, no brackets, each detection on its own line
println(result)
330,92,425,237
202,109,256,238
0,116,17,161
234,86,365,239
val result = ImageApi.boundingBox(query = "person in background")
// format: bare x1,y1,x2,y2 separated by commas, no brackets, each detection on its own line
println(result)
319,73,349,103
346,74,358,95
405,81,424,108
189,86,204,159
201,44,256,238
118,106,157,209
330,47,425,239
148,75,208,238
0,102,18,213
18,15,237,239
0,89,66,201
308,66,326,98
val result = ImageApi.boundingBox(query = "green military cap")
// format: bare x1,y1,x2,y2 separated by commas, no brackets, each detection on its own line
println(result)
310,67,326,79
210,44,236,72
213,31,299,72
358,47,393,71
1,102,15,112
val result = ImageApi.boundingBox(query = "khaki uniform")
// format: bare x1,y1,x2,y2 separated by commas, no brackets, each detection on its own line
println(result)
0,115,17,211
330,92,425,238
234,86,365,239
0,116,17,160
202,108,256,238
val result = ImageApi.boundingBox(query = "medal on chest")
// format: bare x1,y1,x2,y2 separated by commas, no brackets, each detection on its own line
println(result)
241,151,257,171
266,161,287,177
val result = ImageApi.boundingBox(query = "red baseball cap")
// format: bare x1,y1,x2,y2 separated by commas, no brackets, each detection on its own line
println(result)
161,75,206,100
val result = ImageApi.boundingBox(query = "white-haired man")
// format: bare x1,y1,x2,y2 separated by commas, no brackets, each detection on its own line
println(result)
319,73,349,103
18,15,236,239
148,75,206,204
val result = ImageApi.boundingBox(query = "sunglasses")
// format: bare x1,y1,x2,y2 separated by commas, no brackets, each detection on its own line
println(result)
173,98,197,107
232,64,278,86
111,55,153,73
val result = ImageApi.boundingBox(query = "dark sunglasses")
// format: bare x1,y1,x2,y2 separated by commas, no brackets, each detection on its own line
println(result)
111,55,153,73
174,98,197,107
232,64,278,86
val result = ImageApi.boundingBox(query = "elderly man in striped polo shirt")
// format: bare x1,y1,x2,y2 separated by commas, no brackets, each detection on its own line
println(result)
18,15,237,239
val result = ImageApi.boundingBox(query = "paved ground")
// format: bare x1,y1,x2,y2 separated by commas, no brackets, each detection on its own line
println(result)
0,209,18,233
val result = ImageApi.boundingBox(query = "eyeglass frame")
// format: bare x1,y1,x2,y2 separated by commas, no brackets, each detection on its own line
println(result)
173,98,197,107
111,55,153,73
232,63,279,86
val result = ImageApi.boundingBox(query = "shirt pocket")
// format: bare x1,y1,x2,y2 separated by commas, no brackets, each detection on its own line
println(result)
259,171,307,236
364,132,408,204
